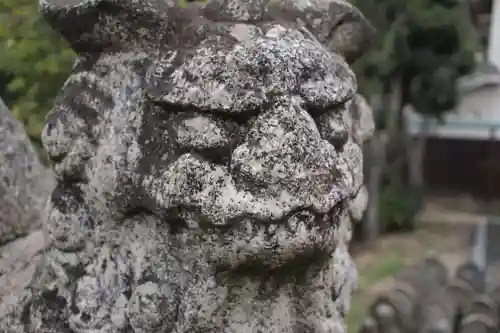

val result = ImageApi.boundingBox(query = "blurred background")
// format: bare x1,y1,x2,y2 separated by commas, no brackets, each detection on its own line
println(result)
0,0,499,332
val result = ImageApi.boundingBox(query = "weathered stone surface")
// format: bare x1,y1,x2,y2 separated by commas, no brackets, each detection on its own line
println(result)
348,185,368,222
349,94,375,145
346,95,372,224
0,99,51,329
0,98,54,244
0,230,46,299
0,0,374,332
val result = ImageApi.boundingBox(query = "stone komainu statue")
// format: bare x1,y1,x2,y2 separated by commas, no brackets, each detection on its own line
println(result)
0,0,374,332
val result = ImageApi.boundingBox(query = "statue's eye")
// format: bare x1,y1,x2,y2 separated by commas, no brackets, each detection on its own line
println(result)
173,113,238,151
210,108,259,127
148,101,257,165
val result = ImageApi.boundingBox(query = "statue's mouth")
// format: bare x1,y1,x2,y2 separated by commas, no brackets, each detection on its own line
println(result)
229,204,343,240
205,202,346,270
137,148,353,270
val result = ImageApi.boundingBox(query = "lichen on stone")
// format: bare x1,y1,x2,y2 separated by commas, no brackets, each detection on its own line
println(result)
0,0,375,332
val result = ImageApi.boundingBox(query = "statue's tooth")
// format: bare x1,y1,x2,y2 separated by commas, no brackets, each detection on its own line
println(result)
253,223,260,237
306,220,316,231
298,221,307,235
257,225,265,238
244,219,253,234
276,224,288,242
267,224,277,234
288,218,298,232
184,217,199,229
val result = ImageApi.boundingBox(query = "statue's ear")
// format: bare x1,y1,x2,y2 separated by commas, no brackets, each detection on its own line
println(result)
39,0,171,54
267,0,375,64
322,0,375,64
326,13,375,64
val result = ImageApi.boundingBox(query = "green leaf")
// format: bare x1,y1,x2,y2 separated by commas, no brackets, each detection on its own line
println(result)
0,0,75,144
352,0,477,116
7,77,26,93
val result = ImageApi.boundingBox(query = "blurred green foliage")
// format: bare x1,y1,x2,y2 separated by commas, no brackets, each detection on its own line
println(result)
352,0,478,118
351,0,478,232
379,184,424,231
0,0,75,145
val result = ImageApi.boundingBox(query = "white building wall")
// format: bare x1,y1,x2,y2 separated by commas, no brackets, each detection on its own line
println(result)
488,0,500,69
404,86,500,141
454,85,500,121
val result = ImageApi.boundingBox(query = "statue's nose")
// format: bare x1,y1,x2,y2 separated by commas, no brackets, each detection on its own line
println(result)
230,97,339,195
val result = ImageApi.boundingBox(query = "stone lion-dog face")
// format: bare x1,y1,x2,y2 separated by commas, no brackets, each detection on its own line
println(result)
30,0,373,331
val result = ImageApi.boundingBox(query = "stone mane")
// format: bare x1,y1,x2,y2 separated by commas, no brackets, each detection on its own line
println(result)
0,0,374,332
